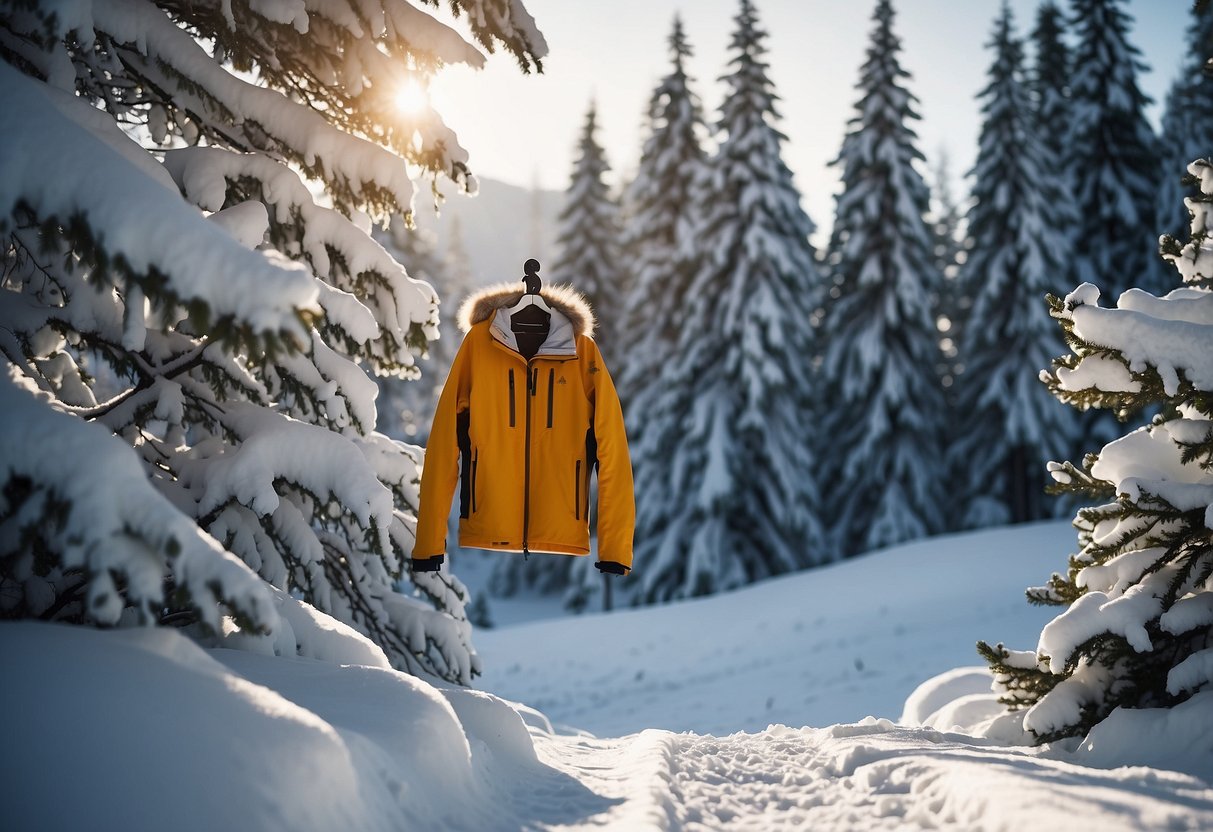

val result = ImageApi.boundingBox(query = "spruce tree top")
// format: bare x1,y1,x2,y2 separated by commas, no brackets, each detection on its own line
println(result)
1029,2,1071,144
706,0,817,294
628,14,705,238
566,105,612,208
828,0,934,311
619,14,707,374
1068,0,1153,136
719,0,784,130
551,101,622,346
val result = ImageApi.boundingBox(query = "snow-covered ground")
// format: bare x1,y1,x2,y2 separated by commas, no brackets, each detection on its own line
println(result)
472,521,1068,736
531,719,1213,831
5,522,1212,830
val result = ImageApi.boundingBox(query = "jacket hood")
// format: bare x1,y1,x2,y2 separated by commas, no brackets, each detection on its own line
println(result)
457,281,596,339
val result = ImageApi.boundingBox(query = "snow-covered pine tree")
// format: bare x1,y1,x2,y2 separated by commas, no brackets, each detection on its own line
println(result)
0,0,545,683
1029,2,1073,177
948,5,1076,528
1067,0,1162,298
616,16,709,605
618,16,707,411
549,102,625,355
818,0,947,556
979,158,1213,742
1157,4,1213,251
638,0,824,602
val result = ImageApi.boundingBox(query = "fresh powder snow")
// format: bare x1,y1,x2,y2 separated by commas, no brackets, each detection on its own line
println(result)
472,521,1067,737
6,522,1211,831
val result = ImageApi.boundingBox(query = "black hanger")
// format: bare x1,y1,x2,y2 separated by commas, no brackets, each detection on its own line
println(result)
509,259,550,358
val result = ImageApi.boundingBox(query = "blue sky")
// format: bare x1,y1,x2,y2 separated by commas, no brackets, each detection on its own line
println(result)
431,0,1190,238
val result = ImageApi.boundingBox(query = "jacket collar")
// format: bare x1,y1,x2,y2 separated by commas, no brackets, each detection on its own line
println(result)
459,280,596,360
459,281,595,337
488,304,578,358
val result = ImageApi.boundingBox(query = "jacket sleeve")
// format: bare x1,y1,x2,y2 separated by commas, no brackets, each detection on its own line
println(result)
412,334,472,559
587,339,636,570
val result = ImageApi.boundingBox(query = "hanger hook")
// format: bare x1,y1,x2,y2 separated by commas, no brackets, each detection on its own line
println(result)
522,259,542,295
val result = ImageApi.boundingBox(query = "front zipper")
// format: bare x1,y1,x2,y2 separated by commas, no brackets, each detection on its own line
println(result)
498,348,575,552
575,459,581,521
522,358,534,553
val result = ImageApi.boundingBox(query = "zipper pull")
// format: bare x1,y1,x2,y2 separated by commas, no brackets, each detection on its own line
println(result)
530,367,538,396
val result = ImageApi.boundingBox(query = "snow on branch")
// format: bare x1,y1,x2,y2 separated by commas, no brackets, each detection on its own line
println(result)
441,0,548,73
987,158,1213,742
0,61,318,344
0,374,277,633
161,146,438,372
1059,285,1213,396
184,401,395,544
90,0,419,214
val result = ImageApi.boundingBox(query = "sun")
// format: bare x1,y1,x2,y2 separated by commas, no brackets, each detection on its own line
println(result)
394,80,429,117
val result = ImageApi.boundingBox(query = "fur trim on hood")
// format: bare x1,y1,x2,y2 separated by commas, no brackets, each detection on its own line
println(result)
457,281,596,339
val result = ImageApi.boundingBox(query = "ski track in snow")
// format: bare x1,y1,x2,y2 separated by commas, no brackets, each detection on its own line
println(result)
531,725,1213,831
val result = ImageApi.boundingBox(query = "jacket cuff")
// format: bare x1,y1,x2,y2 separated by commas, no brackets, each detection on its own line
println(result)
411,554,445,572
595,560,629,575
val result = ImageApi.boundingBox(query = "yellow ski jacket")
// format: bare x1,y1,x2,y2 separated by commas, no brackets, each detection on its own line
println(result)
412,282,635,571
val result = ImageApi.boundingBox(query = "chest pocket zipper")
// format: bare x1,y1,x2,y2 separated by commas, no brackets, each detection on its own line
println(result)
471,449,478,513
508,368,516,427
547,368,554,428
457,410,471,519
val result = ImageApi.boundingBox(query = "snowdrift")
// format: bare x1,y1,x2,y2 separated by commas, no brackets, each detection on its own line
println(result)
0,621,602,831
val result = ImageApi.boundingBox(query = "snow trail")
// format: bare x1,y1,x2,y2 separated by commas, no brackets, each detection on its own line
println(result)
532,723,1213,831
